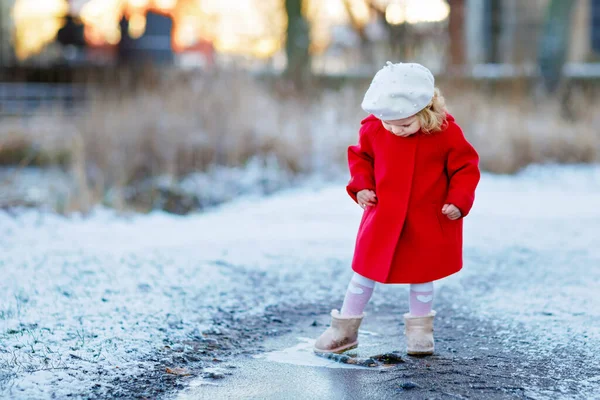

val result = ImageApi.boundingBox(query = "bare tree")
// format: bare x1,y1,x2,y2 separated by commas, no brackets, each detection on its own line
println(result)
343,0,373,64
447,0,466,70
284,0,311,87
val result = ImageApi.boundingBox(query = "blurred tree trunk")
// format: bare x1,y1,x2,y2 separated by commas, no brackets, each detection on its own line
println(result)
388,23,410,60
366,3,412,61
343,0,373,65
447,0,466,71
285,0,311,87
343,0,367,42
538,0,576,92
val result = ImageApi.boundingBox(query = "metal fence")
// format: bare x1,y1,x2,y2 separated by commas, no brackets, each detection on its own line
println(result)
0,83,86,117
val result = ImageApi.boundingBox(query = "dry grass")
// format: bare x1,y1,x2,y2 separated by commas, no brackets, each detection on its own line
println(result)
445,80,600,173
0,69,598,211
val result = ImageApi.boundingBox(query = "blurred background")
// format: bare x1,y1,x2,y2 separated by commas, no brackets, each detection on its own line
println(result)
0,0,599,214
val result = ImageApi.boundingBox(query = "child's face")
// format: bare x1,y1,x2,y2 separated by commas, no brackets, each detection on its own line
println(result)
382,116,421,137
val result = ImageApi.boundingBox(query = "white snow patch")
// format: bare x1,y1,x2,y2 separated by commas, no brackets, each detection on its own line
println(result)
357,330,380,337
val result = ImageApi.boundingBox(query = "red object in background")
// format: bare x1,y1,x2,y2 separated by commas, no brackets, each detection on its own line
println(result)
181,38,215,67
346,114,481,284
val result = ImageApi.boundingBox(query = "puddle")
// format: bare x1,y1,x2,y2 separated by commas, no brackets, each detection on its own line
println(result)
255,337,371,369
255,336,403,370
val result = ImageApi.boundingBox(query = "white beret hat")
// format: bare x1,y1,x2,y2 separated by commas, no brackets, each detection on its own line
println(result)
361,61,435,120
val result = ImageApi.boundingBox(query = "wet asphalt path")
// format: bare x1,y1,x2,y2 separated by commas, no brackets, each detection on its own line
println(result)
177,269,600,400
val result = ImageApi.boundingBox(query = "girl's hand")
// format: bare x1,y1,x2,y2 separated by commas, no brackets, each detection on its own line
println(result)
357,190,377,209
442,204,462,220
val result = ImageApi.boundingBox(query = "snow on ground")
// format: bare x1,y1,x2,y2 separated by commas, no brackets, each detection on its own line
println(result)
465,164,600,344
1,164,600,398
0,177,360,399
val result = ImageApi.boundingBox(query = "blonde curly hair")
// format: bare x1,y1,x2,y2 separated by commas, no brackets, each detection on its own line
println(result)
415,88,447,133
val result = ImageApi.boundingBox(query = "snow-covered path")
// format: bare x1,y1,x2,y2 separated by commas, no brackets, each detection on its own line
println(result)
1,165,599,399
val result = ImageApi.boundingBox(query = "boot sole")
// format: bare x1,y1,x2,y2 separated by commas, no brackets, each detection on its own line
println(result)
314,341,358,354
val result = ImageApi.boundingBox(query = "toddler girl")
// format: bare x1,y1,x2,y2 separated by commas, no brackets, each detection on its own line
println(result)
314,62,480,356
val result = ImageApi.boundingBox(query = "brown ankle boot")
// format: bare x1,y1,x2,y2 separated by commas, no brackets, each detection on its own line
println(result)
313,310,365,354
404,311,436,356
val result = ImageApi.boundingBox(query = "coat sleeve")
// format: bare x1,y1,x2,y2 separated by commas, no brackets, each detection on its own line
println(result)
346,124,376,203
444,124,481,217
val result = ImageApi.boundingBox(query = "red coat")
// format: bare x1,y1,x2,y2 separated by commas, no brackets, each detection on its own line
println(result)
347,114,480,284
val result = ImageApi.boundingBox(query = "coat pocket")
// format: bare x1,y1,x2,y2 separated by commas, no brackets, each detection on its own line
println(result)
435,208,460,243
411,204,445,243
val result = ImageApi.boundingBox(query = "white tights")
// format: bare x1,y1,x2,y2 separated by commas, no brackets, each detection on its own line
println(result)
340,272,434,317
